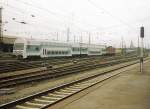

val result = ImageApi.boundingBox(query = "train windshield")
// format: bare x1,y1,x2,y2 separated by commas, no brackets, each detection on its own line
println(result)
14,43,24,50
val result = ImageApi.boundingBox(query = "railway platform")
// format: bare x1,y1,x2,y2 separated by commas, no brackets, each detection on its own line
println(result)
49,60,150,109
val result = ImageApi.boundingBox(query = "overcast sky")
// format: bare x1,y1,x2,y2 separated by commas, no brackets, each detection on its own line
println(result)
1,0,150,47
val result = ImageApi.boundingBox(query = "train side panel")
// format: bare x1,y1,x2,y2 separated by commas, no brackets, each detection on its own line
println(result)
13,38,108,59
40,42,72,58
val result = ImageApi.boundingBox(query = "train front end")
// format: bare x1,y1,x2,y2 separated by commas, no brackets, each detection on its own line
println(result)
13,38,27,59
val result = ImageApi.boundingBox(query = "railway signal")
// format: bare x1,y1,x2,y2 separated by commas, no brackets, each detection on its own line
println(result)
140,26,144,73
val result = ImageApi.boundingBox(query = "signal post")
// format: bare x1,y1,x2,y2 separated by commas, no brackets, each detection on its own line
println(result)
140,26,144,73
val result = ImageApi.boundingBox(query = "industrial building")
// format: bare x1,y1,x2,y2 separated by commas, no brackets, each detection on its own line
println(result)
0,35,17,52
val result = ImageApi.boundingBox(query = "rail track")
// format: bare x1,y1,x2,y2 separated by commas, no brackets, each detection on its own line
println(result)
0,54,137,74
0,54,133,73
0,62,42,73
0,56,107,73
0,56,139,89
0,56,144,109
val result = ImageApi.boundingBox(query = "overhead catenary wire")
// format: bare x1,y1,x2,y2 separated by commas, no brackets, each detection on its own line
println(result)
3,0,143,32
2,1,85,31
87,0,141,46
2,0,141,45
87,0,136,30
10,0,107,31
2,0,126,33
1,2,69,32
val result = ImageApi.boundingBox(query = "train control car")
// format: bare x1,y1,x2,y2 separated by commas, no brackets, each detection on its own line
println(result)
13,38,107,59
13,38,28,58
13,38,72,59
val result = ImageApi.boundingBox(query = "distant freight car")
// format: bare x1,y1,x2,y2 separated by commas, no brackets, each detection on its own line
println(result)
106,46,115,55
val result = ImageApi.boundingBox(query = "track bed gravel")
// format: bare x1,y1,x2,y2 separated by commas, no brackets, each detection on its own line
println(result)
0,60,139,105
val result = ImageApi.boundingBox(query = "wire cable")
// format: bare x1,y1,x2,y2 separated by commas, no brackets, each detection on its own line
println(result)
87,0,136,30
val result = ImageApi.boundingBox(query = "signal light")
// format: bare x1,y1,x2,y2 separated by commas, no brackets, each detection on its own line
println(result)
140,26,144,38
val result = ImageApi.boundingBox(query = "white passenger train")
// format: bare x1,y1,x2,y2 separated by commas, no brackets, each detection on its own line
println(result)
13,38,106,59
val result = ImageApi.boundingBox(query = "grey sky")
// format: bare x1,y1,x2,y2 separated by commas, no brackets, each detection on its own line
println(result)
1,0,150,47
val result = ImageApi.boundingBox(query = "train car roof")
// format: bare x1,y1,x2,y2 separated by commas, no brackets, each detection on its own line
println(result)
14,37,107,48
14,38,70,45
